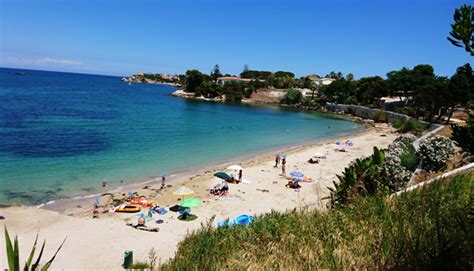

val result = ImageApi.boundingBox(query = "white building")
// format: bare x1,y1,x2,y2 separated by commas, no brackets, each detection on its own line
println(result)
216,76,253,86
305,74,335,86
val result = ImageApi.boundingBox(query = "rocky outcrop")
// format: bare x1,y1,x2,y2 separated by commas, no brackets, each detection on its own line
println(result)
122,73,181,87
171,90,225,102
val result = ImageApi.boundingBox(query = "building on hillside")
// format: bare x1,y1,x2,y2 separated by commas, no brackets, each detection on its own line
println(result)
376,96,409,108
216,76,253,86
297,88,316,98
160,73,178,81
305,74,335,86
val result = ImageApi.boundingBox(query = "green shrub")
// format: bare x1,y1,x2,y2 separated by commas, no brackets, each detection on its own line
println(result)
161,174,474,270
393,118,427,134
399,143,419,171
130,261,151,270
280,88,303,104
329,147,388,206
451,114,474,154
373,109,388,123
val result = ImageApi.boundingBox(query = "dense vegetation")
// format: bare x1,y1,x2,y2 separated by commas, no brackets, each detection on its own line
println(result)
161,174,473,270
319,63,474,122
392,118,428,134
177,61,473,124
451,114,474,155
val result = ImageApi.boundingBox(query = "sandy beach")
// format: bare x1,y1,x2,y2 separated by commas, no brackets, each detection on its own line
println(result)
0,126,396,270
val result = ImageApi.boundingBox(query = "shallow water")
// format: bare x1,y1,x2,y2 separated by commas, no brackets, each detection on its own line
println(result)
0,68,362,205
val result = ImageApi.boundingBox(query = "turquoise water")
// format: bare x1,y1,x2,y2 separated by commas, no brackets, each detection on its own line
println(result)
0,68,362,205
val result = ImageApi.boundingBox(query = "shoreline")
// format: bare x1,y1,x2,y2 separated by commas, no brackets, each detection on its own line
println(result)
0,126,397,269
37,124,368,213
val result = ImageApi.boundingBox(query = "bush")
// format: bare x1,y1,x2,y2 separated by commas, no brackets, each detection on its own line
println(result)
388,135,419,172
329,147,388,206
393,133,417,145
194,81,222,98
130,261,150,269
382,155,413,190
399,143,419,171
418,135,454,172
161,174,474,270
280,88,303,104
373,109,388,123
451,114,474,154
393,118,427,134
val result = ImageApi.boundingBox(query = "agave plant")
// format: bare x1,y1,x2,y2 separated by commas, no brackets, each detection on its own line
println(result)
4,226,66,271
329,147,389,206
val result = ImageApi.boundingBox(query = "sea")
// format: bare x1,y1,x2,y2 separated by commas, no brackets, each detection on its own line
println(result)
0,68,362,205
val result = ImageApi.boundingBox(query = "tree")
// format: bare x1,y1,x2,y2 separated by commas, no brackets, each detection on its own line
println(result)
223,81,246,103
280,88,303,104
321,77,356,103
356,76,387,105
210,64,222,81
184,70,209,93
325,71,344,80
345,73,354,81
274,71,295,78
194,81,222,98
445,63,474,123
447,4,473,56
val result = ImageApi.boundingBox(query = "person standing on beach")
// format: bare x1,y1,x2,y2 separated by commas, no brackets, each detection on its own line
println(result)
92,204,99,219
274,154,280,168
161,175,166,189
281,157,286,175
238,169,243,183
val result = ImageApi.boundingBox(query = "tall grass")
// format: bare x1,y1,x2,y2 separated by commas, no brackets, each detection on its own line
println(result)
161,174,473,270
393,118,428,134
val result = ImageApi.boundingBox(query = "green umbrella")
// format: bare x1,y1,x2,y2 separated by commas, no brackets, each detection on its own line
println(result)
179,197,202,208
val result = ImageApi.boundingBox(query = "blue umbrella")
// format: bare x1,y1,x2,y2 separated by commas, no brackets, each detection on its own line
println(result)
290,171,304,178
161,172,168,177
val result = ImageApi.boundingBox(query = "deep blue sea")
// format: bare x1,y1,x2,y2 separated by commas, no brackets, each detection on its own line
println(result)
0,68,362,205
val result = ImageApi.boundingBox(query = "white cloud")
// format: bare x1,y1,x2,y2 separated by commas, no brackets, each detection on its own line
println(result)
36,57,81,65
6,56,82,66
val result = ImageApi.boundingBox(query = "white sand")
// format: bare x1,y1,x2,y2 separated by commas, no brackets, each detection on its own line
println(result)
0,127,396,270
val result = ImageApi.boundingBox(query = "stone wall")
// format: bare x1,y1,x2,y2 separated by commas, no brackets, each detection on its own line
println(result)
325,103,409,123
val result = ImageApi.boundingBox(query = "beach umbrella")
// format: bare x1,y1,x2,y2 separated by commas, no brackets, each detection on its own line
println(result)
161,171,168,177
173,187,194,196
214,172,232,180
227,165,243,171
179,197,202,208
290,171,304,178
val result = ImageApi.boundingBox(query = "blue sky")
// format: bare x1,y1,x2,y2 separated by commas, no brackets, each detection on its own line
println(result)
0,0,472,78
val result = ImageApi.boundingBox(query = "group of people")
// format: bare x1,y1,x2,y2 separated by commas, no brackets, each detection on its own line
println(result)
210,181,229,196
274,154,287,175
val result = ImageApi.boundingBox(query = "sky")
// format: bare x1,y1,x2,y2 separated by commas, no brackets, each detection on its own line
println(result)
0,0,472,78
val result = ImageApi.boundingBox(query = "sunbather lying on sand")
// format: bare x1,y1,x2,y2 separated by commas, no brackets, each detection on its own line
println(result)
210,182,229,196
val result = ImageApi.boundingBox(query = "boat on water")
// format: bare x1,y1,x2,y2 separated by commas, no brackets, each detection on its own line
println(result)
14,72,26,75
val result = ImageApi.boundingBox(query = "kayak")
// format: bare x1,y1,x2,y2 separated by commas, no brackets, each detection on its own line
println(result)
116,205,141,213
